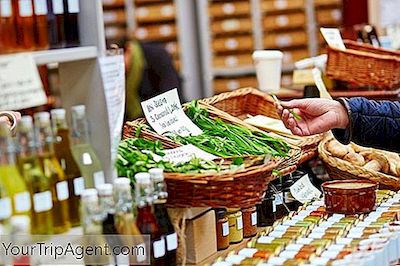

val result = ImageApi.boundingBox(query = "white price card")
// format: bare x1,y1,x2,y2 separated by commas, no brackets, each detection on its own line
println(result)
163,144,217,164
290,174,322,204
0,54,47,111
320,28,346,50
153,238,166,258
0,197,12,220
14,191,31,212
166,232,178,251
141,88,203,137
73,177,85,196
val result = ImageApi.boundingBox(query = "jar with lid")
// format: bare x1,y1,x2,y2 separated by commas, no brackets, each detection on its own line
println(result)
257,189,276,227
227,209,243,244
242,206,257,238
215,208,229,250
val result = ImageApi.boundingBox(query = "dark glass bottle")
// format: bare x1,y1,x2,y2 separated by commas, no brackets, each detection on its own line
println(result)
32,0,49,49
14,0,35,50
256,189,275,227
135,173,166,266
63,0,79,47
150,168,177,266
0,0,18,53
46,0,65,48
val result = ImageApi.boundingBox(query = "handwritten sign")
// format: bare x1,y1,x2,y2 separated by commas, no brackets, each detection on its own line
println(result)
163,144,217,164
320,28,346,50
141,89,202,137
0,53,47,111
290,174,322,203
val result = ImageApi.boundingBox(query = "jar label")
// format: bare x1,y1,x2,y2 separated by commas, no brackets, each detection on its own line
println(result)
67,0,79,13
236,216,243,230
94,171,105,188
14,192,31,212
73,177,85,196
136,243,147,262
0,0,12,17
19,0,33,17
153,238,165,258
82,152,93,165
166,232,177,251
33,191,53,213
251,212,257,226
52,0,64,14
0,197,12,220
34,0,47,15
222,221,229,237
56,181,69,201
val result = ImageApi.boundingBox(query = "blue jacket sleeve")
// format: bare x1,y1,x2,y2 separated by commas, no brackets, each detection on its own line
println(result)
332,97,400,153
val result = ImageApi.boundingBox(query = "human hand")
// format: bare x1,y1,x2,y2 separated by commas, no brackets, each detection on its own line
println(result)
275,98,349,136
0,111,21,130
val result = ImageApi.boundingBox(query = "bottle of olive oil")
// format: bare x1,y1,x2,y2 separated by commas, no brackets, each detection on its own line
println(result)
34,112,71,234
16,116,53,235
0,179,12,225
51,108,82,227
0,122,31,216
70,105,105,189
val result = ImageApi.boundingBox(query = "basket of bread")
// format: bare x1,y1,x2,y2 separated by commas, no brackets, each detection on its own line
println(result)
319,136,400,191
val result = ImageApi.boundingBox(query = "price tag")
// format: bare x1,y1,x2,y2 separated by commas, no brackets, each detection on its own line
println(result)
94,171,105,188
73,177,85,196
236,216,243,230
33,0,47,15
162,144,217,164
82,153,93,165
166,232,177,251
14,192,31,212
153,238,166,258
0,197,12,220
222,221,229,237
320,28,346,50
290,174,322,204
251,212,257,226
56,181,69,201
141,89,202,137
33,191,53,213
0,54,47,110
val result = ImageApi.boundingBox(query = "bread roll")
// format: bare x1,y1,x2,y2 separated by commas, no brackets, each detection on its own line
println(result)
364,160,382,172
327,140,349,158
343,152,365,166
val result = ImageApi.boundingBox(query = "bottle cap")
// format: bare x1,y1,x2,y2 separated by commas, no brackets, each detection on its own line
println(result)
71,105,86,115
34,112,50,121
114,178,131,189
149,168,164,181
50,109,66,119
97,183,113,196
135,173,151,184
10,215,30,233
81,188,98,201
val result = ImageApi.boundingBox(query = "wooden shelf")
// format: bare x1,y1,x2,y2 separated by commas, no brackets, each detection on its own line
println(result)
32,46,98,65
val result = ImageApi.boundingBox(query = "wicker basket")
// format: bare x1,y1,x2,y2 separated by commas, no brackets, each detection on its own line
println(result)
326,40,400,90
319,137,400,191
201,87,323,163
123,102,300,208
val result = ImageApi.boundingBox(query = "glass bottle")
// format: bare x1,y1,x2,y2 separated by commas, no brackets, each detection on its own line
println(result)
51,108,81,227
13,0,35,50
10,215,31,266
32,0,49,49
98,183,117,235
16,116,53,235
135,173,166,266
70,105,105,189
46,0,65,48
0,0,17,53
0,180,12,225
0,122,31,217
34,112,70,234
149,168,177,265
63,0,79,47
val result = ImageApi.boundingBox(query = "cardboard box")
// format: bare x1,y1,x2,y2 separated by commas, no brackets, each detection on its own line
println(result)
211,18,253,35
264,31,308,49
103,10,126,25
135,23,177,42
209,1,251,19
213,53,253,68
316,8,342,26
263,12,306,31
212,35,254,53
262,0,304,13
314,0,341,7
214,76,258,94
135,3,176,23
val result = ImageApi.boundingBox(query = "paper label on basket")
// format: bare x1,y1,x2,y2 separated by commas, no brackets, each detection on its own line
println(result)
162,144,217,164
141,89,202,137
320,28,346,50
290,174,322,203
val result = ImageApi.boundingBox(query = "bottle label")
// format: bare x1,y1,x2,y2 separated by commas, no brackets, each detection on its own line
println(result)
52,0,63,14
82,153,93,165
34,0,47,15
0,197,12,220
56,181,69,201
67,0,79,13
0,0,12,17
152,238,165,258
222,221,229,237
33,191,53,213
166,232,177,251
18,0,33,17
14,192,31,212
94,171,105,188
236,216,243,230
251,212,257,226
73,177,85,196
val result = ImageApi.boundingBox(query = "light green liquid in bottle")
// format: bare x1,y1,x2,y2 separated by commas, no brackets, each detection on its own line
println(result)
0,179,12,225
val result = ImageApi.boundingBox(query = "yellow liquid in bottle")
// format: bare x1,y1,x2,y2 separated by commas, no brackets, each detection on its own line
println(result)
18,156,53,235
0,165,31,216
38,153,71,234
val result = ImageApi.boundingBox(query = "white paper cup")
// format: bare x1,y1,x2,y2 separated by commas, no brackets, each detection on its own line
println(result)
252,50,283,93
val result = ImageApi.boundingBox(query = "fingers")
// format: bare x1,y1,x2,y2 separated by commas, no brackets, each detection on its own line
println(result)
13,112,21,121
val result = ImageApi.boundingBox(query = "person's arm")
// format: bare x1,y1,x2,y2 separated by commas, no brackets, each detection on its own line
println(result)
332,97,400,152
